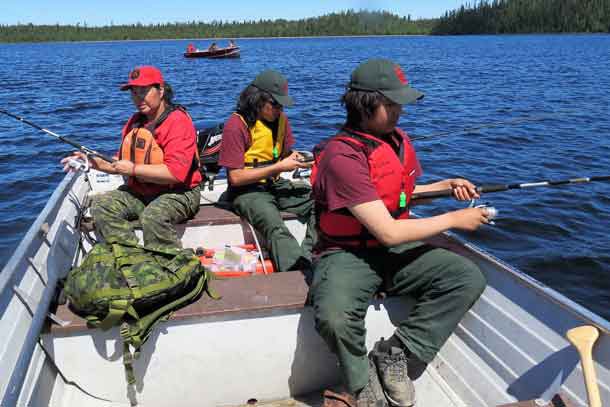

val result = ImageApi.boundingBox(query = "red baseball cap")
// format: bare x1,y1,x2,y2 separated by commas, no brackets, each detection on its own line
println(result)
120,66,164,90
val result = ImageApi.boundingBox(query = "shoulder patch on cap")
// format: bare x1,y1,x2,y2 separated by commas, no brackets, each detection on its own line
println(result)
393,66,408,85
130,69,140,80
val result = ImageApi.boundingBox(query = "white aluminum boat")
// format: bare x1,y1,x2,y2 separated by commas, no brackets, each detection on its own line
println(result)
1,169,609,407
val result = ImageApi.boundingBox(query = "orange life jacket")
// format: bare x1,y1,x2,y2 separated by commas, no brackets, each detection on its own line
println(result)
119,105,199,188
311,128,419,248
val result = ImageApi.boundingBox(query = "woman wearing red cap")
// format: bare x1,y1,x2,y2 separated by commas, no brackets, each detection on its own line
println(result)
62,65,202,254
310,59,490,407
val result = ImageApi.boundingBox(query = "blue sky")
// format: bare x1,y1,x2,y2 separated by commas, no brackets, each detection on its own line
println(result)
0,1,470,26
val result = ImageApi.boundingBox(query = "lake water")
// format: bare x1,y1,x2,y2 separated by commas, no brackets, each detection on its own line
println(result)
0,35,609,319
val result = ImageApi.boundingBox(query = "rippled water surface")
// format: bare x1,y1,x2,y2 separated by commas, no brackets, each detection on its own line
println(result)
1,35,609,319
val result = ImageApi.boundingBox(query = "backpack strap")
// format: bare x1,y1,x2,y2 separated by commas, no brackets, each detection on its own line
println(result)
86,299,139,331
118,257,217,385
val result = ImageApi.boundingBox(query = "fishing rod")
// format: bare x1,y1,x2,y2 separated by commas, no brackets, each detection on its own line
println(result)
0,109,115,163
411,175,610,201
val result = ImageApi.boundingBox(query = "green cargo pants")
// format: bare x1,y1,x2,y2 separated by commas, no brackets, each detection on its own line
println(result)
91,184,201,255
309,243,486,394
231,178,316,272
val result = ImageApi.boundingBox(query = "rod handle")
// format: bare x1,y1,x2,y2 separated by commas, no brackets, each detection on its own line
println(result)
411,189,453,201
478,184,509,193
566,325,602,407
89,151,115,164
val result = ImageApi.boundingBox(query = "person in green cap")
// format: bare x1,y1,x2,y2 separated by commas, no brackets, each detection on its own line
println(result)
309,59,490,406
218,69,315,272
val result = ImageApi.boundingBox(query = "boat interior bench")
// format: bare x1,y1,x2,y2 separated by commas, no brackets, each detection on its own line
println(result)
48,272,310,335
185,203,299,227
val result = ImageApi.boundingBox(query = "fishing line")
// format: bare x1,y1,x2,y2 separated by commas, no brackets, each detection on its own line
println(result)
0,109,115,163
409,107,582,142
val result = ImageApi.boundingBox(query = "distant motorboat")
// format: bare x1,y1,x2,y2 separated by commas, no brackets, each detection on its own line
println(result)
184,45,240,59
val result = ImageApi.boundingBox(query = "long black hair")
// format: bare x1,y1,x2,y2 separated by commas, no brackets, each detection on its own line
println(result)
236,85,273,128
161,83,175,106
341,89,391,130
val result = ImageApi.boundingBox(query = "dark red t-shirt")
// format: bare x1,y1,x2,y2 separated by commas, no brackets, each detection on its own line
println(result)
313,129,422,213
120,109,202,196
218,113,295,170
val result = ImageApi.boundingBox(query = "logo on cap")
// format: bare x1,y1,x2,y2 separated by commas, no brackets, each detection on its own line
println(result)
130,69,140,80
393,66,408,85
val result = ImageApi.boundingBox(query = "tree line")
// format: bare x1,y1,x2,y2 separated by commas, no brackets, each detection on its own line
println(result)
432,0,610,34
1,3,609,43
0,10,435,43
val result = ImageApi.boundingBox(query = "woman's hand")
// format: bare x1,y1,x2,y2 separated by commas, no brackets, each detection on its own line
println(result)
111,160,136,177
277,151,311,172
448,178,480,201
60,151,103,172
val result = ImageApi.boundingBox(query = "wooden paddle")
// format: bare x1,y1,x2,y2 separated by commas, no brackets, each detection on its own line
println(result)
566,325,602,407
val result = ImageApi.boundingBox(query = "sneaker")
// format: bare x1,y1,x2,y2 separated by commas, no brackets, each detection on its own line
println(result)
370,339,415,407
356,358,389,407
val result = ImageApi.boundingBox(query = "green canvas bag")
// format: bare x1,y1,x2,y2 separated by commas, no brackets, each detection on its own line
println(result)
63,242,215,385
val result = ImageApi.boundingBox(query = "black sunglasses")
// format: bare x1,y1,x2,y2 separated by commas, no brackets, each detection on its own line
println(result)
269,99,282,109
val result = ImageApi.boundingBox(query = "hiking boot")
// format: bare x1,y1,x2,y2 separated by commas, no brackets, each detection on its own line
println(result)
370,339,415,407
322,359,388,407
356,358,389,407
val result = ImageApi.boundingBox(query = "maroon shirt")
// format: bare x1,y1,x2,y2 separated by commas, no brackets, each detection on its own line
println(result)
313,129,422,213
219,113,295,169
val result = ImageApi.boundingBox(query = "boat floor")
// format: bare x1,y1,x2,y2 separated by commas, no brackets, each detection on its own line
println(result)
225,369,465,407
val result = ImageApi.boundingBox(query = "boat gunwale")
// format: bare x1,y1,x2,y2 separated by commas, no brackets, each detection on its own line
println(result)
0,172,78,295
0,171,80,407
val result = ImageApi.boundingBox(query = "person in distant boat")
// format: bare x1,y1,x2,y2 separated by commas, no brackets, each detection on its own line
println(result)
61,65,201,254
186,43,196,53
219,69,315,272
208,42,218,51
310,59,489,407
228,39,237,48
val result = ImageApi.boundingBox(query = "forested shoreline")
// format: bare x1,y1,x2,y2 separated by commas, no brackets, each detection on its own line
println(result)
433,0,610,34
1,3,609,43
0,10,434,43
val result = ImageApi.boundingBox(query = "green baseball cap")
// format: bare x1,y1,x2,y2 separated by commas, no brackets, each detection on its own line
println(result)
251,69,294,107
348,59,424,105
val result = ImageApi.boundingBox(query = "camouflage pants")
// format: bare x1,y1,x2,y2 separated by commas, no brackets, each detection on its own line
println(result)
91,185,201,255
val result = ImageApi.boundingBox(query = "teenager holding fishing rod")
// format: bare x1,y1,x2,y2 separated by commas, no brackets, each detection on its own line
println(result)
310,59,490,407
59,65,202,254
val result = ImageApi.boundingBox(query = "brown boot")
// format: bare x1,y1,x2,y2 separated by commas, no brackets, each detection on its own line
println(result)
323,390,357,407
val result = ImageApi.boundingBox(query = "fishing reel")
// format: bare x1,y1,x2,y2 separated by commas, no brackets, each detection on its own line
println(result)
469,199,498,225
66,157,90,173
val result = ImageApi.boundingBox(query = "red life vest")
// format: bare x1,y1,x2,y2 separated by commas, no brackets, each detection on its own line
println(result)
311,128,419,248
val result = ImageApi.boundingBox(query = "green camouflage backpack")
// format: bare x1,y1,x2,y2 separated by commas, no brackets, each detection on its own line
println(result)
63,242,215,385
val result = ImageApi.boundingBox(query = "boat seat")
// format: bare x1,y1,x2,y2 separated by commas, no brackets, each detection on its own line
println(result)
185,204,299,227
47,272,309,335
